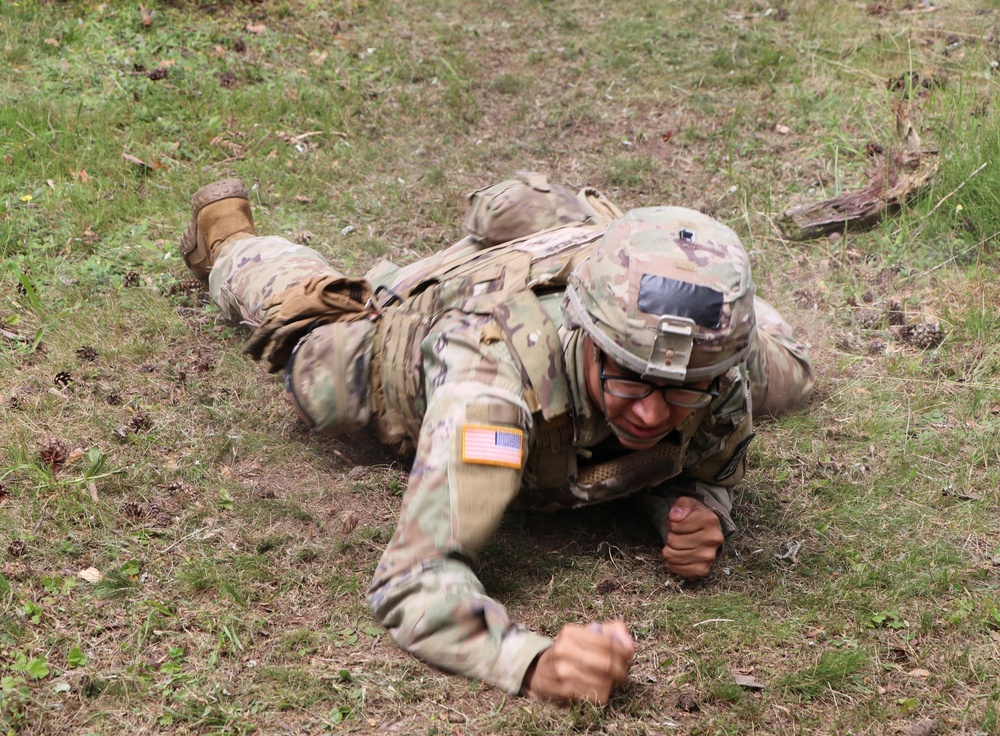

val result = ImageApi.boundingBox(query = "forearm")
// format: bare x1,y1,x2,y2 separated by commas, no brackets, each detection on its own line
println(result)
367,555,551,693
367,351,547,692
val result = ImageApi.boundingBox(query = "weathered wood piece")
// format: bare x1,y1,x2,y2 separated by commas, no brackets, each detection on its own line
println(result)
777,147,938,241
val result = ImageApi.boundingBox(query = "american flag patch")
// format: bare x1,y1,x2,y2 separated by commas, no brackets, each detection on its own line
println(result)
461,425,524,469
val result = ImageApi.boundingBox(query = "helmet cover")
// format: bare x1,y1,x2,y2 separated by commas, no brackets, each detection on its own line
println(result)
564,207,755,384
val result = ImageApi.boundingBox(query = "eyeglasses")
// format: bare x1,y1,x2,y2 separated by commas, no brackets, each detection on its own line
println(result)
599,359,719,409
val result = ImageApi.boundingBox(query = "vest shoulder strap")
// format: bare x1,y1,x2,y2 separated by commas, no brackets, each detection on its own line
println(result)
491,289,571,420
376,224,607,311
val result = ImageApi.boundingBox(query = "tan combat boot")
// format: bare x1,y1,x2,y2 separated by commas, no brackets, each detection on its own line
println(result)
179,178,256,280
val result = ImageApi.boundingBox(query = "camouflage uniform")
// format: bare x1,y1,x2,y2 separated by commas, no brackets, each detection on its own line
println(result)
203,187,813,696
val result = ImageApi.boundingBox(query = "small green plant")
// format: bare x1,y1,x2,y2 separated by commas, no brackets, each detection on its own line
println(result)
868,610,909,631
11,652,50,680
21,601,42,625
83,448,107,479
66,644,87,668
0,672,31,730
159,646,186,675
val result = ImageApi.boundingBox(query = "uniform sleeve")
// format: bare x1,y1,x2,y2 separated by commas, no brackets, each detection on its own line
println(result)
639,364,753,538
638,479,737,538
365,317,552,694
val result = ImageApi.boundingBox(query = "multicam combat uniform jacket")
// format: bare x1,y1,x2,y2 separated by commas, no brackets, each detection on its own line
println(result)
365,314,752,695
208,214,811,698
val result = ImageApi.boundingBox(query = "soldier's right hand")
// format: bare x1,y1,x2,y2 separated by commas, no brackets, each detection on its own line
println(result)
521,621,635,705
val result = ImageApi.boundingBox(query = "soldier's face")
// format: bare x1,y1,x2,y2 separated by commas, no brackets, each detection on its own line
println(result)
584,341,706,451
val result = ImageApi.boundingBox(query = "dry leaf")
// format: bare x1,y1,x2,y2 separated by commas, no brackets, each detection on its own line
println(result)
78,567,103,583
44,38,59,46
311,50,329,65
907,668,931,678
246,22,267,33
122,153,152,170
733,673,765,690
140,4,153,26
903,719,940,736
67,447,86,464
775,123,792,135
341,510,360,534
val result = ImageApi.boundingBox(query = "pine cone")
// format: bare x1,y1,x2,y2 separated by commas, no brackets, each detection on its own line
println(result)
902,317,944,349
130,413,153,433
39,437,68,470
1,561,30,581
76,345,99,362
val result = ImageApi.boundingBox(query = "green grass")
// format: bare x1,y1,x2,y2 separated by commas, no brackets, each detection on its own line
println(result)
3,0,1000,733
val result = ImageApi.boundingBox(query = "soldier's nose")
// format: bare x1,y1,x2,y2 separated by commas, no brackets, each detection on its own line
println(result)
632,391,671,424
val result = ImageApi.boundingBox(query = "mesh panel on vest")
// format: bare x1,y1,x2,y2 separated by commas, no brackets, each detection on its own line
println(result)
576,441,682,486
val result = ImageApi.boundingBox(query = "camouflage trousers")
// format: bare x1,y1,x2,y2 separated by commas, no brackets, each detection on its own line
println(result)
209,235,814,422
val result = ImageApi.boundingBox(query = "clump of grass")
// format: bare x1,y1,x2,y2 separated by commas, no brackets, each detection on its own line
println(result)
775,649,869,700
919,118,1000,256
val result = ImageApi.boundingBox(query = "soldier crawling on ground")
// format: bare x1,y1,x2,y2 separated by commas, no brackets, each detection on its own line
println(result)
178,172,814,706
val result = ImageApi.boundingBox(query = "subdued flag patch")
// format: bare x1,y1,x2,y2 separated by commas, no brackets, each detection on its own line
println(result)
461,425,524,468
715,433,755,482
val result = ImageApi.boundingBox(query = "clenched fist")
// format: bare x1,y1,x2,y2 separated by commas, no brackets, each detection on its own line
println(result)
521,621,635,705
661,496,724,580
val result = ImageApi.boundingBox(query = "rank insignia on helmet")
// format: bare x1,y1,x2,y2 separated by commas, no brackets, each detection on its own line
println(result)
461,425,524,468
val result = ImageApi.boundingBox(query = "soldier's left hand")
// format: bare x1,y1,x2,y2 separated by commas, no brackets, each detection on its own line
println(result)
661,496,723,580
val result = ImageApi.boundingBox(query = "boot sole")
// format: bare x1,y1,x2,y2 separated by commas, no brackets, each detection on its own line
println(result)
179,178,250,273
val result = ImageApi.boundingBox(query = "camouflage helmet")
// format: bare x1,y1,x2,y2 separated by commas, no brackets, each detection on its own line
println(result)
285,319,375,434
564,207,756,384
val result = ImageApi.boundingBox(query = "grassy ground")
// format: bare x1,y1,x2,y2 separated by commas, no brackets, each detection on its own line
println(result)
2,0,999,733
